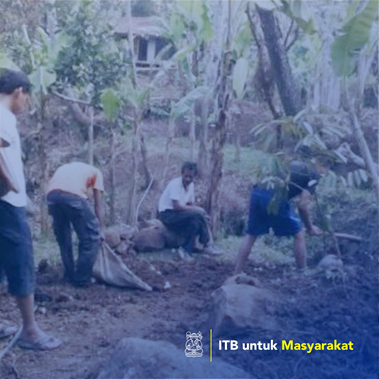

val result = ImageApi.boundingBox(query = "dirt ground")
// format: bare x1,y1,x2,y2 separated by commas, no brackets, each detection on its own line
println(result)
0,244,378,379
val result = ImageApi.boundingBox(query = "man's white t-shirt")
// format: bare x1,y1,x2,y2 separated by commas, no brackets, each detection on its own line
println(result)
159,177,195,212
0,103,27,207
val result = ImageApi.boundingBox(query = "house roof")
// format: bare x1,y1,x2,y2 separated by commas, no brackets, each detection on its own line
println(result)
114,16,166,38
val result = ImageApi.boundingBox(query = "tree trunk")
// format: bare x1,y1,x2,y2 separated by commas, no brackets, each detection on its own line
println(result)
234,130,241,162
197,97,209,176
109,126,116,224
161,118,175,187
38,98,49,235
88,106,94,165
257,6,302,116
124,0,140,225
205,0,233,234
125,111,141,225
189,112,196,161
246,6,281,119
140,133,152,189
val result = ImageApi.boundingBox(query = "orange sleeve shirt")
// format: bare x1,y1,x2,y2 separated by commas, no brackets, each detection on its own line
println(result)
47,162,104,199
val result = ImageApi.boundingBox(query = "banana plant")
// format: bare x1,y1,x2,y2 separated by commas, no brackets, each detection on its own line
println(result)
22,25,68,104
332,0,378,77
331,0,378,199
161,85,211,184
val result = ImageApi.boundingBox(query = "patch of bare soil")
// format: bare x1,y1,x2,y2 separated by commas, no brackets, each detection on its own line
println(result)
1,248,377,379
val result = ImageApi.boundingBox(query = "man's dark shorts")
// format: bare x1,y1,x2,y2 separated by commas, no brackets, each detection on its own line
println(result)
0,200,35,296
247,188,302,237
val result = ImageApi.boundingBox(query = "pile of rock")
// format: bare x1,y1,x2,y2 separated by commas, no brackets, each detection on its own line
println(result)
104,220,186,254
104,224,138,255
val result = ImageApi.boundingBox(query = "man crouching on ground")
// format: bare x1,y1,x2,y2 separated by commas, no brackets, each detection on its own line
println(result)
159,162,216,260
46,162,105,287
0,69,61,350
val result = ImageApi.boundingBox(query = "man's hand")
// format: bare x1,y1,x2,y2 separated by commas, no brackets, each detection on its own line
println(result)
307,225,323,236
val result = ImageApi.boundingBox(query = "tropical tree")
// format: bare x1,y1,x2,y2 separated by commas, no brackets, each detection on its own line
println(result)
331,0,378,199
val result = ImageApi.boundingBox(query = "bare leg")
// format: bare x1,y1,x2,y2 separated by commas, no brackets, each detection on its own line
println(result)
16,294,45,341
234,235,257,275
293,230,307,269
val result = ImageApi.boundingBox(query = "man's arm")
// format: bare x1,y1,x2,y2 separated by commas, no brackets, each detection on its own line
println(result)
93,189,105,239
297,190,322,236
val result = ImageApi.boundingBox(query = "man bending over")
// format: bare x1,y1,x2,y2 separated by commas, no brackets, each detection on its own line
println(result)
234,160,324,274
46,162,104,287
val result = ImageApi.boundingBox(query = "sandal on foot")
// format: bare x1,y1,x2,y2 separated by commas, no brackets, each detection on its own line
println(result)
17,335,62,351
0,322,18,339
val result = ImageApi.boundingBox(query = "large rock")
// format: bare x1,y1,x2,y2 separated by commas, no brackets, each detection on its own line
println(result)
211,284,280,337
97,338,251,379
133,219,186,252
104,228,121,249
132,223,166,252
104,225,138,250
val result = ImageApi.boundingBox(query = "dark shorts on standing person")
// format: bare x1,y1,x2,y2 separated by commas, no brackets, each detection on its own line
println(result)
0,200,35,297
247,187,302,237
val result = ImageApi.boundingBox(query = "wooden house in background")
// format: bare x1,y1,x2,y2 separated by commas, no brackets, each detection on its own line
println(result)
114,16,173,71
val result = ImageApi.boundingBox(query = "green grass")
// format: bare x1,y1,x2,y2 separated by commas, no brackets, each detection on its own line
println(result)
217,234,294,266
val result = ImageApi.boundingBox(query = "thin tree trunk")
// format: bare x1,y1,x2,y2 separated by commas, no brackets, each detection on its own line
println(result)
38,98,49,234
197,97,209,175
205,0,233,234
257,6,301,116
125,0,140,225
88,106,94,165
125,112,141,225
189,113,195,161
234,131,241,162
161,118,175,187
140,133,152,189
109,126,116,224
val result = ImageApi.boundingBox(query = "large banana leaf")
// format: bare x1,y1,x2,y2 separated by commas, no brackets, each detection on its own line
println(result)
332,0,378,76
171,86,209,119
28,66,56,95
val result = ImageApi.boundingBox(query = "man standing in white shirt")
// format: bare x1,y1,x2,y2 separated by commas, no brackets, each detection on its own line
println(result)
159,162,213,258
0,69,61,350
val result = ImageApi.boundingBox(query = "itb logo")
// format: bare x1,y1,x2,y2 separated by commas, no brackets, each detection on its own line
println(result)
185,331,203,357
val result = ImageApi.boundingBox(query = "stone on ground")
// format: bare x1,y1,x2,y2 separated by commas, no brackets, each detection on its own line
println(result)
211,284,280,337
133,219,186,252
97,338,251,379
318,254,343,271
132,224,166,252
104,227,121,249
